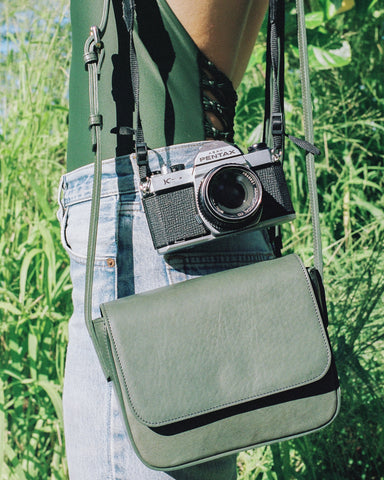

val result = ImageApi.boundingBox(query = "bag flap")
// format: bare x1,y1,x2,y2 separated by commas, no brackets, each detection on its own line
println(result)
100,254,331,427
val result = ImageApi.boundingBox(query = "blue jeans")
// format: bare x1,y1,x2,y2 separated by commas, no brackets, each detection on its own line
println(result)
57,142,274,479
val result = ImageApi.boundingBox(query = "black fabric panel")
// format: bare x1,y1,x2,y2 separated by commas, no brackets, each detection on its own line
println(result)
151,359,339,436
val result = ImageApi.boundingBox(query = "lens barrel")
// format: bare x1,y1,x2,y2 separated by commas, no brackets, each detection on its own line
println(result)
198,164,262,231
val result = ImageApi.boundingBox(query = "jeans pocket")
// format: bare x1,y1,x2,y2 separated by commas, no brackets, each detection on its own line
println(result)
60,198,119,324
59,196,118,267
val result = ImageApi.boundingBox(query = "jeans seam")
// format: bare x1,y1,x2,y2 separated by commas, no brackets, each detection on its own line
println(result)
110,237,118,480
115,199,122,299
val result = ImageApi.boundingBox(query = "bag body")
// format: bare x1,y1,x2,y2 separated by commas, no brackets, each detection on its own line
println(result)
91,253,340,470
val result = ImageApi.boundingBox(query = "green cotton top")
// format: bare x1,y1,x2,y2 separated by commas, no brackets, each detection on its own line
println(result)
67,0,205,172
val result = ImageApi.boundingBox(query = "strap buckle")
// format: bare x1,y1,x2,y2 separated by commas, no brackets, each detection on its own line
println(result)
271,113,284,136
136,142,148,166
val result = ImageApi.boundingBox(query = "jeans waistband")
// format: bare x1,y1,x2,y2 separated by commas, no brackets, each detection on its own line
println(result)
57,141,209,219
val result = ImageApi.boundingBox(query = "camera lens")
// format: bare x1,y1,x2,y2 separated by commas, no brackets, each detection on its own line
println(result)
198,164,262,231
209,171,247,210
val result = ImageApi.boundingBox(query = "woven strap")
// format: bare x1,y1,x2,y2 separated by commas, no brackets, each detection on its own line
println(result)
122,0,150,183
296,0,323,277
264,0,285,155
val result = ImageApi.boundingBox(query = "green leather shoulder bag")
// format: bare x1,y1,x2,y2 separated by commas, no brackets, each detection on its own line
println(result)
82,0,340,471
91,254,339,470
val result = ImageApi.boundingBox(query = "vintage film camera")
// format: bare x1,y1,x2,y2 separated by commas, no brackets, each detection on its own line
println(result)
141,141,295,254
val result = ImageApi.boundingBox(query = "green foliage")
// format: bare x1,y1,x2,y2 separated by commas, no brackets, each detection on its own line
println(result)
0,0,71,478
1,0,383,478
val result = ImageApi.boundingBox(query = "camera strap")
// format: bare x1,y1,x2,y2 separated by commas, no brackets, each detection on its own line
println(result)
264,0,323,275
83,0,324,334
121,0,150,183
264,0,285,156
264,0,321,157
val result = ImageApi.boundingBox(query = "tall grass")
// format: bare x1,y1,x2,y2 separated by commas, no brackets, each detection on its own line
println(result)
0,0,71,478
1,0,383,479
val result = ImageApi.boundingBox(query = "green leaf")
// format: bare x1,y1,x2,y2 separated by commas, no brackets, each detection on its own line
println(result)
352,195,384,219
37,381,64,429
0,302,21,316
18,248,42,304
28,333,38,381
319,0,343,19
0,379,5,480
305,11,325,30
4,445,28,480
308,41,352,70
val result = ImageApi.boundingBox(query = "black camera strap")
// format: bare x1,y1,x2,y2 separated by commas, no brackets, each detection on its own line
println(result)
122,0,150,183
83,0,324,334
264,0,285,156
264,0,323,267
263,0,285,256
264,0,321,158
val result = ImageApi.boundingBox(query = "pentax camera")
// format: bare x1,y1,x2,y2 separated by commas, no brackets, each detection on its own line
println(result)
141,141,295,254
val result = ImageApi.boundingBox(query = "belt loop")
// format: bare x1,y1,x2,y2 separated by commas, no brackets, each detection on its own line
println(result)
57,175,67,222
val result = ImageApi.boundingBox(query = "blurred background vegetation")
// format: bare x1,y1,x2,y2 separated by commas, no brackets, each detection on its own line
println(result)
0,0,383,478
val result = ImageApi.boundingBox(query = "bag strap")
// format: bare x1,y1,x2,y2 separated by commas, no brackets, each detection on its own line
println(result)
83,0,323,333
296,0,323,277
82,0,110,335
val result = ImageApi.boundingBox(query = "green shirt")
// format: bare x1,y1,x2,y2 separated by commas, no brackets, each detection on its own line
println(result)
67,0,204,172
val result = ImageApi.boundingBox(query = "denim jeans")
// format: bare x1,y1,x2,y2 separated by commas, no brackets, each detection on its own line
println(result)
57,141,274,479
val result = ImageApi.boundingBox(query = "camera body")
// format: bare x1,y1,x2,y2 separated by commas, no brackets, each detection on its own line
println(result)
141,141,295,254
